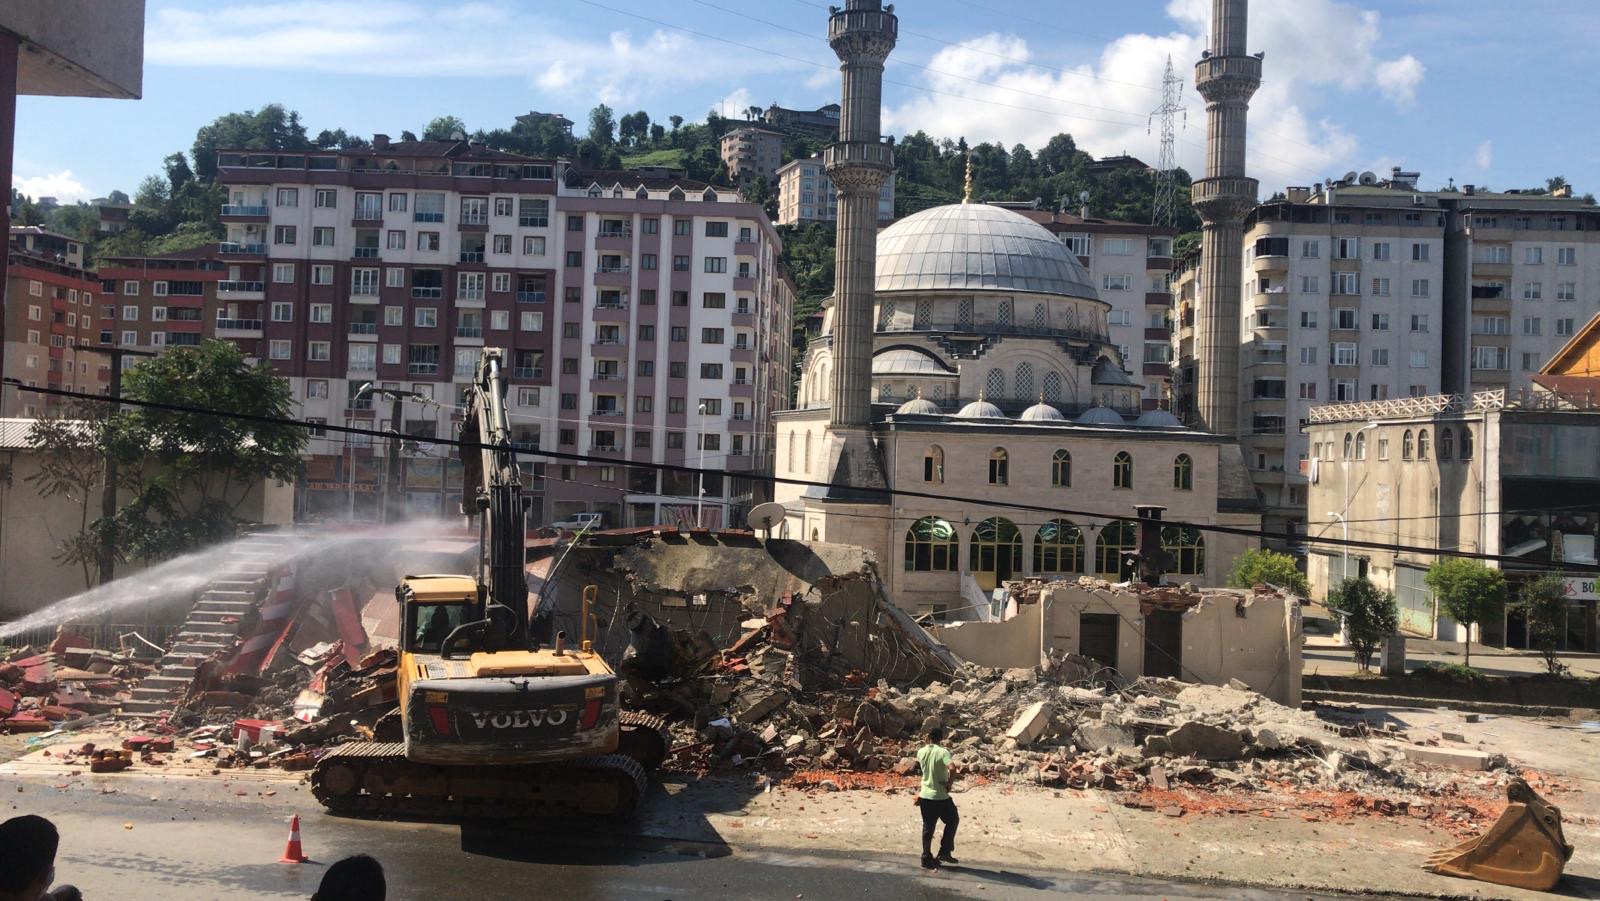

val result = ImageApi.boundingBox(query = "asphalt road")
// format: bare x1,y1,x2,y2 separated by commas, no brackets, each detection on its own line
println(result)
7,776,1360,901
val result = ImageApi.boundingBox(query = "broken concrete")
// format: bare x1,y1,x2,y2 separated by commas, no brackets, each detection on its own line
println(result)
1162,721,1245,761
1005,701,1052,748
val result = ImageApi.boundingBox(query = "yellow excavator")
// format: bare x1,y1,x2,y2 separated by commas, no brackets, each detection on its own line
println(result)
311,348,667,817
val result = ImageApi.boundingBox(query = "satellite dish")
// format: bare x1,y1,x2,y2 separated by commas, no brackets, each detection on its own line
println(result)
1342,171,1359,185
746,502,787,536
1078,190,1090,203
450,128,467,141
1359,171,1377,185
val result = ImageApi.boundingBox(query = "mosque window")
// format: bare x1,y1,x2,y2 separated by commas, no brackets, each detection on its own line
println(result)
1342,432,1353,460
1355,432,1366,460
1051,449,1071,487
988,447,1009,485
1173,453,1193,490
1163,525,1206,576
969,517,1022,577
1460,428,1473,460
904,516,958,572
1402,430,1414,460
998,299,1013,328
1015,362,1033,401
1095,520,1138,576
1033,303,1048,329
787,431,795,471
1033,519,1084,573
804,430,813,472
1417,429,1430,460
957,298,973,328
923,445,944,483
986,368,1005,400
878,300,895,330
880,383,895,403
1042,371,1062,402
1113,451,1133,489
915,299,932,329
1439,428,1454,460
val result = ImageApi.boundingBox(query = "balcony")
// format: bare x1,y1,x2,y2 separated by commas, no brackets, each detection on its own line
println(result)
1473,261,1513,278
218,280,264,294
219,242,266,255
460,212,488,227
352,206,383,223
414,211,444,223
353,246,380,259
411,287,443,300
408,362,439,375
596,263,630,274
1145,254,1174,270
214,318,263,335
513,367,541,379
516,291,547,303
518,216,549,228
595,298,629,310
594,335,626,346
347,397,374,412
348,322,378,336
459,251,485,263
349,289,379,304
590,407,625,418
455,326,483,339
591,372,624,381
221,204,268,217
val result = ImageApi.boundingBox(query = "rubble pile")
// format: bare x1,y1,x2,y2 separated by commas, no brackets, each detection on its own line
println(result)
0,631,154,734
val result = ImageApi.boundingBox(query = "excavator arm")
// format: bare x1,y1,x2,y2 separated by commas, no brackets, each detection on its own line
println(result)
456,348,529,650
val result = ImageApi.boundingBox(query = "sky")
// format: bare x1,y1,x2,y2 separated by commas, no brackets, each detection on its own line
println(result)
13,0,1600,205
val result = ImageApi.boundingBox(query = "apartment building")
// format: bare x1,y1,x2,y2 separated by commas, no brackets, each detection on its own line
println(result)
212,137,791,528
95,248,231,355
0,228,103,417
718,126,784,189
760,103,841,140
775,154,895,226
1017,208,1175,409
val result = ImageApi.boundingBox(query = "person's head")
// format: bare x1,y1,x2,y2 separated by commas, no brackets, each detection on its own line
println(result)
311,854,386,901
926,724,946,744
0,815,59,901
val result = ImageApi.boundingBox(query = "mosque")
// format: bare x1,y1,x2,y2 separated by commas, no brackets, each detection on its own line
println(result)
772,1,1259,616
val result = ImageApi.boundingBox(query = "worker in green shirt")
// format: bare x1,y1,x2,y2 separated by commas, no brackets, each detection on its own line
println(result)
915,724,959,869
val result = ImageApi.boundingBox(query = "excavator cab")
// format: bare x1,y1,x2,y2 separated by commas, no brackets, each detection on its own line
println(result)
400,575,480,656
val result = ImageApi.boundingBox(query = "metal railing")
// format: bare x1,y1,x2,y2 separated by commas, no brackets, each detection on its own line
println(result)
459,251,484,263
517,291,546,303
597,227,633,238
411,287,443,299
518,216,548,228
596,264,630,274
413,211,444,223
353,247,380,258
219,242,266,254
592,372,624,381
455,326,483,338
353,205,383,221
0,622,184,653
595,299,629,310
218,280,263,293
595,335,626,345
348,322,378,335
460,212,488,226
407,362,439,375
221,204,268,216
513,367,541,378
215,318,263,331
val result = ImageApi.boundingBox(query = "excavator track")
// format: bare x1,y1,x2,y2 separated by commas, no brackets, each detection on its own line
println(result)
311,742,647,819
618,710,671,770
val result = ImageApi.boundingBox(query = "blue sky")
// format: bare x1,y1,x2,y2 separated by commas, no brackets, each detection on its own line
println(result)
14,0,1599,204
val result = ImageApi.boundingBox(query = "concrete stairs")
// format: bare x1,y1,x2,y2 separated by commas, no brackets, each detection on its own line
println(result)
120,533,292,717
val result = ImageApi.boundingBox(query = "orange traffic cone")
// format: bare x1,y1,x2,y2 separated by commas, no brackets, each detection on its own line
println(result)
278,814,308,863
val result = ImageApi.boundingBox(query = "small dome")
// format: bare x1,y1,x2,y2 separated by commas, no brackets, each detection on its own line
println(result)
895,397,943,416
872,346,956,376
956,399,1007,419
1020,402,1066,422
1076,406,1126,425
1091,359,1135,386
1134,409,1184,428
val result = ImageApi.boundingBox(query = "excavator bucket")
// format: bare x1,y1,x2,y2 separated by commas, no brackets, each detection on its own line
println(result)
1423,777,1574,892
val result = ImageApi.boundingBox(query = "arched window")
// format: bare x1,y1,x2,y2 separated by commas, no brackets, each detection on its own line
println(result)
998,298,1014,328
969,517,1022,579
1355,432,1367,460
803,430,813,473
1439,428,1454,460
612,186,623,198
1173,453,1193,490
1033,519,1084,574
957,297,973,328
1051,449,1072,487
986,368,1005,399
915,298,931,329
1113,451,1134,489
1015,362,1034,401
1094,520,1138,577
1418,429,1430,460
1402,429,1414,461
1033,303,1048,329
701,187,717,202
1460,428,1474,460
988,447,1009,485
879,383,895,403
923,445,944,483
1343,432,1353,460
878,300,895,330
1162,525,1206,576
635,187,648,200
1042,371,1062,402
904,516,958,572
668,186,685,201
787,431,796,471
587,184,602,197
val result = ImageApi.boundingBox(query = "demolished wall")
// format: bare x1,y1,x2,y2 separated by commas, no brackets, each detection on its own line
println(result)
927,578,1302,706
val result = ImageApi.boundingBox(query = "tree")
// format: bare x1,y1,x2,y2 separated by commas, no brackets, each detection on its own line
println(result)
617,110,650,147
1546,175,1569,194
1329,577,1398,672
106,189,131,205
1226,549,1309,595
648,122,665,147
669,114,684,132
587,104,617,146
99,341,305,563
25,406,112,590
190,104,312,182
1515,573,1571,676
1425,559,1507,667
315,128,369,150
400,130,418,142
423,115,468,141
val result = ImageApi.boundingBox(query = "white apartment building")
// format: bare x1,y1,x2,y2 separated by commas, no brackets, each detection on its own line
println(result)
775,154,894,226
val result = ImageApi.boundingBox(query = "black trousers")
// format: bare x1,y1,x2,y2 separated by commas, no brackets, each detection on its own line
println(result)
919,797,958,857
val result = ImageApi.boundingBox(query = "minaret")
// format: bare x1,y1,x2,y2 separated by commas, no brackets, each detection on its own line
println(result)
1190,0,1259,436
815,0,896,500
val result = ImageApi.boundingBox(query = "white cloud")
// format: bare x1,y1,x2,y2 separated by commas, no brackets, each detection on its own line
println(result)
1474,140,1493,170
883,0,1427,191
717,88,755,120
146,1,811,114
13,171,91,203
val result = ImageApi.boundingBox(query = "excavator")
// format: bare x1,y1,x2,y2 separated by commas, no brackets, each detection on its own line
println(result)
311,348,668,817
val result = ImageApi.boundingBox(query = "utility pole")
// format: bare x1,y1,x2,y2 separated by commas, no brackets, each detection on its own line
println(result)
368,386,425,523
80,346,156,585
1148,55,1184,229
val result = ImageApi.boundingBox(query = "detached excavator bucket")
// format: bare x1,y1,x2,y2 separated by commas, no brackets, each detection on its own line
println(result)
1424,777,1574,892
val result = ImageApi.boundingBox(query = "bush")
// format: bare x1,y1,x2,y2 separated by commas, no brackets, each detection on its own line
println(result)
1415,661,1487,682
1225,548,1309,596
1329,577,1399,672
1516,573,1572,677
1425,559,1507,667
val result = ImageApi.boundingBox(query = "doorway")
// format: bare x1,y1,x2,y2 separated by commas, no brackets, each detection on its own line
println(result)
1078,613,1120,670
1142,609,1183,678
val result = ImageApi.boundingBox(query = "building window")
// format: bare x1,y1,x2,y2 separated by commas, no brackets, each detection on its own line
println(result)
1162,526,1206,576
1094,520,1137,577
1033,519,1084,574
273,225,297,245
704,257,727,273
1173,453,1193,490
1417,429,1431,460
969,517,1022,577
268,340,291,360
1460,428,1474,459
987,447,1009,485
923,445,943,483
276,187,299,207
1439,428,1454,460
310,303,332,323
1112,451,1133,489
1525,246,1543,265
308,341,330,362
493,234,511,254
1049,449,1072,487
904,516,958,572
313,226,335,247
1402,429,1414,461
1102,274,1131,291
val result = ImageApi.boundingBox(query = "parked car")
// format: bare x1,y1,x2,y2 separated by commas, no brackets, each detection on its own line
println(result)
550,511,604,532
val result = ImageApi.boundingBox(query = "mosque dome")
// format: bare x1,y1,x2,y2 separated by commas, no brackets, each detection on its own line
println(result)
1076,406,1125,425
955,398,1008,419
1019,401,1067,422
872,346,956,376
1134,409,1184,428
874,203,1099,299
894,396,943,416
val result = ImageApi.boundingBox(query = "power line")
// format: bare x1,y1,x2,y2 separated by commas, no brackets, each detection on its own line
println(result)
11,379,1599,576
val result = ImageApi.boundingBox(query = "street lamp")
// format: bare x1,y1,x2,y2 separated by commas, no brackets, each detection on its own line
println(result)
346,381,373,520
696,402,708,528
